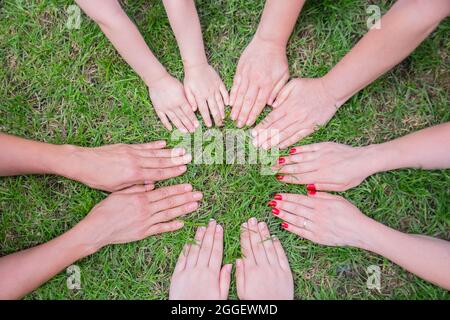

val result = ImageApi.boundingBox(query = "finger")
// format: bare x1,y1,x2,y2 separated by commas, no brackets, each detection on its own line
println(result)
274,208,312,229
240,222,255,265
277,162,319,175
173,244,190,273
230,76,249,121
265,121,303,150
131,140,166,150
314,183,349,192
197,97,213,128
219,264,232,300
268,72,289,106
197,220,217,267
257,221,278,265
143,165,188,182
278,128,314,150
139,154,192,169
150,191,203,213
219,83,230,106
186,226,206,267
312,191,341,200
145,183,192,202
149,201,199,224
175,107,196,133
230,73,242,106
236,85,258,127
274,193,318,209
272,201,314,220
209,224,224,271
289,143,326,155
166,111,188,134
272,79,295,108
133,147,186,158
247,217,267,264
275,152,320,167
116,184,154,194
182,103,200,129
251,108,285,142
246,88,269,127
156,111,172,131
215,91,225,120
185,87,198,111
207,96,223,126
146,220,184,236
235,258,245,299
272,236,290,271
281,221,315,241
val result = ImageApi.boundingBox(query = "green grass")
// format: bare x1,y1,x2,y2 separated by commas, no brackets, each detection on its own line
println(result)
0,0,449,299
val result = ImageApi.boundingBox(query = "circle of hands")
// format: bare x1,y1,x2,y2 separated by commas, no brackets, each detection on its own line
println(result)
67,37,382,300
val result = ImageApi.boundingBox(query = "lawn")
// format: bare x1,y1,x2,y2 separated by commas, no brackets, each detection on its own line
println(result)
0,0,449,299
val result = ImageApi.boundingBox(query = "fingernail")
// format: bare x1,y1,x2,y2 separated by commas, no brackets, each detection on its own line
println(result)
184,184,192,191
236,259,242,267
278,157,285,165
237,121,243,128
198,226,206,232
289,148,297,155
189,202,198,210
179,165,187,171
226,264,233,272
251,130,257,137
193,192,203,199
174,147,186,155
242,222,248,228
268,200,277,207
281,222,288,229
272,208,280,215
176,221,184,228
184,154,192,162
249,217,257,225
274,194,282,200
216,224,222,233
276,175,284,181
209,219,216,226
252,139,258,147
306,184,316,195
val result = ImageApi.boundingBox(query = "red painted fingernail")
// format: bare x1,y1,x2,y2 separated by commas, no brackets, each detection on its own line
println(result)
281,222,289,229
268,200,277,207
276,175,284,181
289,148,297,155
272,208,280,215
274,194,282,200
306,184,316,195
278,157,285,164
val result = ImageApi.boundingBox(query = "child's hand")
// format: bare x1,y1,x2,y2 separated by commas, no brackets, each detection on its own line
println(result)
169,220,232,300
252,78,338,150
184,64,229,127
273,142,379,191
236,218,293,300
148,74,200,133
230,36,289,128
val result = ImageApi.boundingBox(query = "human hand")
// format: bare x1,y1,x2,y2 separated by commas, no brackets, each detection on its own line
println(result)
236,218,293,300
184,64,229,127
252,78,338,150
273,142,379,191
270,192,372,248
169,220,232,300
64,141,191,192
148,74,199,133
77,184,202,252
230,36,289,128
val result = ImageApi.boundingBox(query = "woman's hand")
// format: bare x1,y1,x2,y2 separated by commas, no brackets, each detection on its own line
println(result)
273,142,379,191
252,78,338,150
236,218,293,300
169,220,232,300
230,36,289,128
78,183,202,251
148,74,199,133
270,192,372,248
64,141,192,192
184,64,229,128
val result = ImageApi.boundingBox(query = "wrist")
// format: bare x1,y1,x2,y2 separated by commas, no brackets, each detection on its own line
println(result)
46,144,80,178
182,55,208,70
254,28,288,49
364,142,399,174
62,221,102,258
321,72,353,108
143,66,170,87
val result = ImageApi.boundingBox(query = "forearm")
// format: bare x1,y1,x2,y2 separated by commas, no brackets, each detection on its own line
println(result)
367,122,450,173
0,133,76,177
255,0,305,47
163,0,207,68
0,222,97,299
358,218,450,290
76,0,168,86
323,0,450,106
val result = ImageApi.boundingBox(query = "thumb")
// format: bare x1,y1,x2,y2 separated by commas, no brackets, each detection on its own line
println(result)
219,264,232,300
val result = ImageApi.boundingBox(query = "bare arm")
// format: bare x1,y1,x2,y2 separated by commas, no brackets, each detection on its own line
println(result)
323,0,450,106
